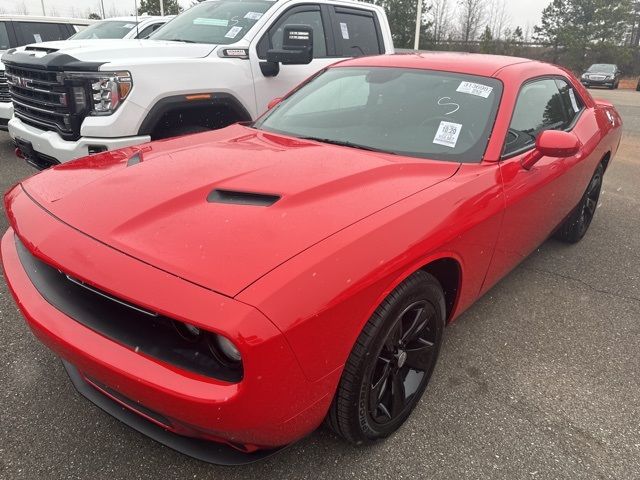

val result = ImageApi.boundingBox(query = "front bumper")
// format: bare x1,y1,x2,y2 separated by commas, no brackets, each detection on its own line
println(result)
0,101,13,130
8,116,150,166
581,78,615,87
1,186,338,461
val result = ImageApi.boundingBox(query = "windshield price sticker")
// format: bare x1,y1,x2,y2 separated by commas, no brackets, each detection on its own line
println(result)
244,11,263,20
433,121,462,148
456,81,493,98
568,89,580,113
194,18,229,26
225,26,243,38
340,22,350,39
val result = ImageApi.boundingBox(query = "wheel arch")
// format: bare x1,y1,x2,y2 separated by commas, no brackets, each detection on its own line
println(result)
420,257,462,323
600,151,611,172
138,93,253,139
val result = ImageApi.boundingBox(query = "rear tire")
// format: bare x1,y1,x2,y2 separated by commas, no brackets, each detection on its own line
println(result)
555,163,604,244
326,271,445,444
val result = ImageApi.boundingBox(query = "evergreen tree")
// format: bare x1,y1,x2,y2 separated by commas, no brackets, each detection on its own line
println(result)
138,0,183,16
363,0,432,49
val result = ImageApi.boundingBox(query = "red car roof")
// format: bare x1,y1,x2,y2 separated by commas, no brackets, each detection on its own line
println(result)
334,52,536,78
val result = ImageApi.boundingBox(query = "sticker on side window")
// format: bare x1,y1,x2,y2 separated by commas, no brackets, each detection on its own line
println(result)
568,89,580,113
456,81,493,98
244,11,263,20
433,121,462,148
194,18,229,26
224,26,243,38
340,22,350,40
33,33,42,42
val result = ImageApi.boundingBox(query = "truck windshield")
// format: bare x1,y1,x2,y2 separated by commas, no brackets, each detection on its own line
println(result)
150,0,275,45
72,21,138,39
255,67,503,163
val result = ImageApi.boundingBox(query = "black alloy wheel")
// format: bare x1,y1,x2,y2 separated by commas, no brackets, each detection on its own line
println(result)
369,300,438,425
326,270,445,444
555,162,604,243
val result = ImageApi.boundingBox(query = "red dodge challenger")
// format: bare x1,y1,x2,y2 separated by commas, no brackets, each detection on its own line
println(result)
1,53,622,464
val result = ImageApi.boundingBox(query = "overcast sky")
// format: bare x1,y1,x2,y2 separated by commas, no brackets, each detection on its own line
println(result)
0,0,549,32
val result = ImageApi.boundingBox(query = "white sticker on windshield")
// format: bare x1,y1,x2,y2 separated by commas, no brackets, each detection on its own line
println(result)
224,26,243,39
194,18,229,26
340,22,350,39
33,33,42,43
456,81,493,98
568,88,579,113
433,121,462,148
244,11,263,20
123,23,135,29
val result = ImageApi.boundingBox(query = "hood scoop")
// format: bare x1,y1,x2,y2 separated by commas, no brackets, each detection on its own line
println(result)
24,46,59,55
207,189,280,207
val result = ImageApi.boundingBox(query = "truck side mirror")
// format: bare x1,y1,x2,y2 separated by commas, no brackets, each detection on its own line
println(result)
260,25,314,77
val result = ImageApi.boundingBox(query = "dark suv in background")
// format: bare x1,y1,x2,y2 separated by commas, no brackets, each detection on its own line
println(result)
580,64,621,89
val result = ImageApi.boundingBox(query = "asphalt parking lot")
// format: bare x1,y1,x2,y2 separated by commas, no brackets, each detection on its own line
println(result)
1,88,639,480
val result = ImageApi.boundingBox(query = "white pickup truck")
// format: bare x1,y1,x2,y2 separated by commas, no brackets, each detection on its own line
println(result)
2,0,393,169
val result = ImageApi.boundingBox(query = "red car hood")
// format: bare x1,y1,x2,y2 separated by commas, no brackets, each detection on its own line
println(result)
22,125,459,297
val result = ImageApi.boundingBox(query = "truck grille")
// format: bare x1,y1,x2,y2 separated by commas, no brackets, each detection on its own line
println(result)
5,65,88,140
0,72,10,102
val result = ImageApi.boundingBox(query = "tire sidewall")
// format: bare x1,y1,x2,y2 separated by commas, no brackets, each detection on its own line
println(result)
354,276,445,441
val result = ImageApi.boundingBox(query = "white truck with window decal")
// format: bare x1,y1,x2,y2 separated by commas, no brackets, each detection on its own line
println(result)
2,0,393,169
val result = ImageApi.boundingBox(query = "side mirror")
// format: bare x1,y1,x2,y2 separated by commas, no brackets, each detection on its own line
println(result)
261,25,314,77
522,130,581,170
267,97,283,110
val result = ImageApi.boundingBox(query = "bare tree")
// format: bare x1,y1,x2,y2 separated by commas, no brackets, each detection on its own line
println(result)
431,0,452,43
17,1,29,15
457,0,485,41
49,6,59,16
486,0,510,39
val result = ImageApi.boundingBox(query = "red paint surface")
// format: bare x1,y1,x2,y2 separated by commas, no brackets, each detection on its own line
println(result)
1,53,622,450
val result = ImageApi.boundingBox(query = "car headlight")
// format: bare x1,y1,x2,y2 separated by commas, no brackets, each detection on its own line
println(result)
65,71,133,116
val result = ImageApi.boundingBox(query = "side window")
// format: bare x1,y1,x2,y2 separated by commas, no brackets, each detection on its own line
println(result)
0,22,11,50
555,78,584,125
136,23,164,39
333,8,382,57
258,7,327,59
14,22,69,45
504,79,567,156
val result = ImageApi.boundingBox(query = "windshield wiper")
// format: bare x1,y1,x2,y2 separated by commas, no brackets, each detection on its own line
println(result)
297,136,397,155
166,38,197,43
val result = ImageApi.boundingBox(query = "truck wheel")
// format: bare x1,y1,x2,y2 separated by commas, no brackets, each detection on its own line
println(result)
326,271,445,444
555,163,604,244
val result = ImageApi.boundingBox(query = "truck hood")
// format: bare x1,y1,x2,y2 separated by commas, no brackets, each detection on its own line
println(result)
21,125,460,297
5,39,215,65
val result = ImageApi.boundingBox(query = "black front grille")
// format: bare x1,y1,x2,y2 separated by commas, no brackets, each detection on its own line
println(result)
15,235,242,382
0,71,10,102
5,65,88,140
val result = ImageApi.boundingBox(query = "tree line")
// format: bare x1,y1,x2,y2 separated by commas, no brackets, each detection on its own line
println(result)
365,0,640,74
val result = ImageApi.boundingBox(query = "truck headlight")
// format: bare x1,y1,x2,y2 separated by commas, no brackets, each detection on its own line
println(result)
65,71,133,115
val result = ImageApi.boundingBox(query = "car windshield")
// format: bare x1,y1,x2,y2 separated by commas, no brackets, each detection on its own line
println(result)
587,64,615,73
150,0,275,45
254,67,503,163
72,21,138,39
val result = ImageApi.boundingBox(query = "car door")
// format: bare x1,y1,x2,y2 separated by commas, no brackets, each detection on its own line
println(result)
249,4,384,116
482,77,588,291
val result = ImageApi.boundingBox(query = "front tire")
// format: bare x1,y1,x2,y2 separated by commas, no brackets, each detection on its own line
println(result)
555,163,604,243
326,271,445,444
